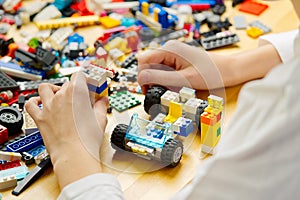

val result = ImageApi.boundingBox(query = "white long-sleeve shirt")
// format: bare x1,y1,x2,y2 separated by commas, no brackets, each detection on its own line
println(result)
58,29,300,200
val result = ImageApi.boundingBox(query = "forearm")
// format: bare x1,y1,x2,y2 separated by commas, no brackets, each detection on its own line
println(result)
209,43,282,87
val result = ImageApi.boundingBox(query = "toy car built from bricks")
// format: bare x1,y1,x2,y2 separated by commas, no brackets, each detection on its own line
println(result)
111,113,185,167
111,86,222,167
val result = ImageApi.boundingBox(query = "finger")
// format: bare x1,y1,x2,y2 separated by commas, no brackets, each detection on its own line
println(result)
93,97,109,130
137,49,175,74
138,68,192,89
38,83,58,105
25,97,42,120
137,44,190,75
69,72,89,94
69,72,91,107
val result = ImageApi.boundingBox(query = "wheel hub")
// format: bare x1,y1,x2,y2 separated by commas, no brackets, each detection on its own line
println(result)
0,112,17,122
173,146,183,163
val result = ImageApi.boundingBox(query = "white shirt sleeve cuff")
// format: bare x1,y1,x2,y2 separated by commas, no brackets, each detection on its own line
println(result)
258,29,299,63
57,173,124,200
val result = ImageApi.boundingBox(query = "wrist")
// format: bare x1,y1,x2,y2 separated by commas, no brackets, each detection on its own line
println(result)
51,143,102,189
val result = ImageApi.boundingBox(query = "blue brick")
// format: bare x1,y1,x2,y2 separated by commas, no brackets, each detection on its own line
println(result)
87,82,108,94
27,145,46,157
6,131,44,152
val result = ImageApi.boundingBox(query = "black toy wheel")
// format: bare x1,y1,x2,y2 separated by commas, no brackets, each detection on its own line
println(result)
0,106,23,135
161,138,183,167
111,124,128,150
144,86,167,118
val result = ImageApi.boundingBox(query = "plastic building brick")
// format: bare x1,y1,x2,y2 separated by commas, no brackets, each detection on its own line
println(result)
233,15,247,29
0,61,44,80
166,0,215,8
121,17,136,27
6,131,44,152
0,151,21,161
100,16,121,29
246,26,264,39
109,48,124,60
179,87,196,102
201,33,240,50
208,18,232,31
18,95,26,110
23,109,38,135
20,152,34,166
160,90,180,107
0,70,18,91
33,5,62,22
200,95,223,154
70,0,94,16
80,63,111,102
0,125,8,145
95,46,108,63
63,33,89,59
0,175,17,190
104,37,131,54
138,1,176,29
53,0,72,10
164,101,182,123
0,135,25,151
141,29,188,48
135,11,162,32
124,30,140,52
21,1,48,16
17,77,69,91
27,145,46,157
109,90,141,112
47,26,74,50
34,149,48,164
152,113,166,124
0,165,29,180
238,1,268,16
0,38,14,57
232,0,244,7
2,0,20,12
173,117,194,137
34,15,101,30
0,90,13,105
212,3,226,15
0,160,21,170
34,46,59,71
0,23,11,35
1,15,15,25
183,98,203,115
249,20,271,34
115,53,137,69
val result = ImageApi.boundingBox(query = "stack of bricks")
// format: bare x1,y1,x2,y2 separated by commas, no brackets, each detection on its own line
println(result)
80,62,112,103
200,95,223,154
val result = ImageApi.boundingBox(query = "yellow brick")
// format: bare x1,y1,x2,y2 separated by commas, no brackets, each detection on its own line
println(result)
141,2,149,16
204,105,222,115
201,121,221,147
104,37,131,53
164,101,182,123
95,88,108,100
100,16,121,29
246,27,264,39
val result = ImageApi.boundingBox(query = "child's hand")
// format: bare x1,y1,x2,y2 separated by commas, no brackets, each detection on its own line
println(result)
25,72,108,188
138,40,224,94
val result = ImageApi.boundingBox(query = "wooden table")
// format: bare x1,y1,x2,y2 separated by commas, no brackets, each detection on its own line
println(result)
2,0,299,199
